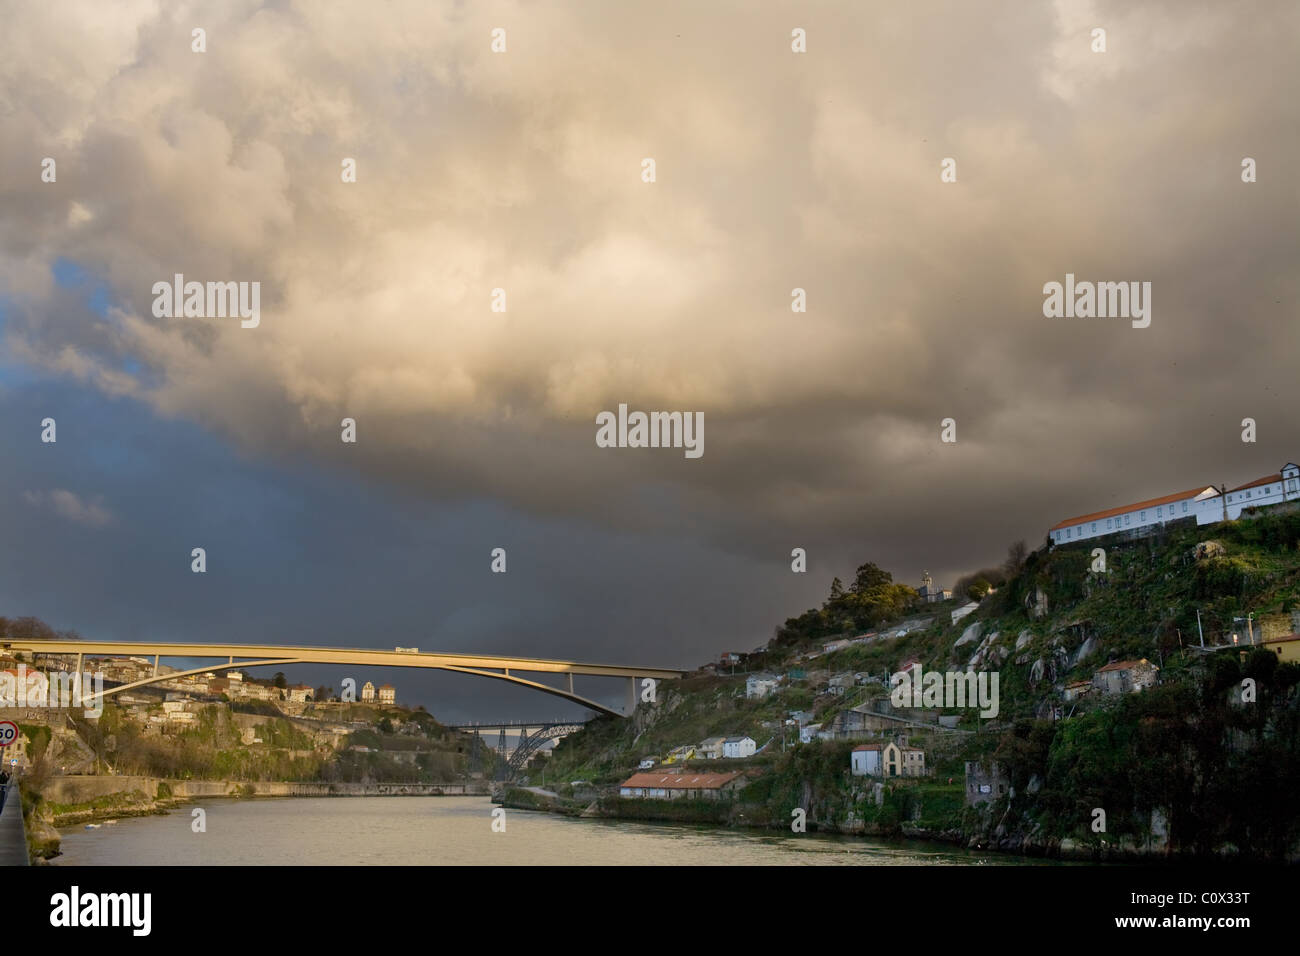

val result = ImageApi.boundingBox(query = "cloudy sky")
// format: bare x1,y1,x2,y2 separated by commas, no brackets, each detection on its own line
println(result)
2,1,1297,719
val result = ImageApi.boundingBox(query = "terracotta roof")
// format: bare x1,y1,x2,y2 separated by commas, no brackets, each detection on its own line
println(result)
1228,473,1281,493
853,743,885,752
1050,487,1215,532
619,771,743,789
1097,659,1154,673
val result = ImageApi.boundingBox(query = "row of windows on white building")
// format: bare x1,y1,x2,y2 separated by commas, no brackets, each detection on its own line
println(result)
1049,463,1300,546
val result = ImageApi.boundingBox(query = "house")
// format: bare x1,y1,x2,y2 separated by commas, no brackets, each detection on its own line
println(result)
788,710,815,727
378,684,396,705
745,673,780,699
1092,659,1159,695
722,735,756,759
638,758,657,770
828,673,855,693
799,723,824,744
1062,679,1093,702
823,639,851,654
288,684,313,703
361,681,376,702
719,652,742,668
1,731,30,770
697,736,726,760
663,746,694,764
965,761,1010,806
618,771,747,800
850,740,926,777
1261,634,1300,665
1048,463,1300,546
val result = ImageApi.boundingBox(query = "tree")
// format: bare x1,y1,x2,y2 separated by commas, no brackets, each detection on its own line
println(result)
272,672,288,689
1004,540,1028,577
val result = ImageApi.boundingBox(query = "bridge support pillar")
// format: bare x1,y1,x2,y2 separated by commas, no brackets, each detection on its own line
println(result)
567,672,574,694
625,676,637,716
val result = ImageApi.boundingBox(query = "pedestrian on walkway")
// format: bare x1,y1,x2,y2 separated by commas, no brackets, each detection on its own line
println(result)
0,769,10,816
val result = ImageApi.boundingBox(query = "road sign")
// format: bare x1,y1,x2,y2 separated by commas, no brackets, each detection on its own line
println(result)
0,721,17,747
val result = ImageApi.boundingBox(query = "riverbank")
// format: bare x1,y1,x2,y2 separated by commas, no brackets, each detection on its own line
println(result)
494,786,1180,863
28,776,490,861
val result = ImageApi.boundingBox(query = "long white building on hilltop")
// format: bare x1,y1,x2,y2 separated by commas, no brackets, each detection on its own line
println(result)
1049,462,1300,545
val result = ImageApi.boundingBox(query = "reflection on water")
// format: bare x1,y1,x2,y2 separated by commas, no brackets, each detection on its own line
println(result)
54,796,1056,866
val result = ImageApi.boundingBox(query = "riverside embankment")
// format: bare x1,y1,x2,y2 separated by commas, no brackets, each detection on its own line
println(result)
494,786,1173,863
26,776,490,860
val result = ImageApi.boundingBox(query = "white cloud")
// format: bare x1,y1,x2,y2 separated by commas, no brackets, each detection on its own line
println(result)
23,489,115,528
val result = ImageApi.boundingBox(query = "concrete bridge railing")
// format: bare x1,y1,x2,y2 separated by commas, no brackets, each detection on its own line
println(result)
0,783,29,866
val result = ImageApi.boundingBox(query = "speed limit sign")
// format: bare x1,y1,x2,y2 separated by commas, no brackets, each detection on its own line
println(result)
0,721,18,748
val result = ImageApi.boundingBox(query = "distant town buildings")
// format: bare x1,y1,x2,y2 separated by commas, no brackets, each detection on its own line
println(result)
361,681,376,702
1049,462,1300,545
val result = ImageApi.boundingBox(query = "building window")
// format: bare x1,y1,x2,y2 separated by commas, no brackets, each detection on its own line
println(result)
1141,511,1146,521
1091,522,1097,533
1107,518,1112,530
1124,514,1131,525
1182,501,1188,513
1157,506,1162,518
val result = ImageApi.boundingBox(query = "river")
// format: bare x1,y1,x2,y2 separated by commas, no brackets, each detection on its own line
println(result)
51,796,1058,865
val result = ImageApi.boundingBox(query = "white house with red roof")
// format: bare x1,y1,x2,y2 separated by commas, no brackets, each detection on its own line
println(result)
1048,463,1300,546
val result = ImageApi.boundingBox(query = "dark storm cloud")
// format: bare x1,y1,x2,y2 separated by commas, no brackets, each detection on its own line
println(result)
1,0,1298,691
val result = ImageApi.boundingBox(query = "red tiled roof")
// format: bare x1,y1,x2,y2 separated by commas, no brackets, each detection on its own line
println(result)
853,744,884,752
1228,473,1281,493
619,771,743,789
1050,487,1214,532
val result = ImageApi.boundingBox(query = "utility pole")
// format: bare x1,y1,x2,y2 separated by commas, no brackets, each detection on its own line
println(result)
1247,612,1255,645
1196,608,1205,648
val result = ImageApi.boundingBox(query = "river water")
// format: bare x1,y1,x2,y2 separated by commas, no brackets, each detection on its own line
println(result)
52,796,1055,865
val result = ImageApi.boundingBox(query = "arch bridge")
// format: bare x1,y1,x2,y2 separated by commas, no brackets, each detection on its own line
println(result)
0,640,685,718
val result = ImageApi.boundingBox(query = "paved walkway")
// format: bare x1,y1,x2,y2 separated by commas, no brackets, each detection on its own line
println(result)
0,785,29,866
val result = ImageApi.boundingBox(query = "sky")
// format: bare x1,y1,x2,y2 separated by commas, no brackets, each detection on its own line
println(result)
2,0,1298,720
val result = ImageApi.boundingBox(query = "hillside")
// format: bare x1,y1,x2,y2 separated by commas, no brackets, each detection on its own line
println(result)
530,512,1300,859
